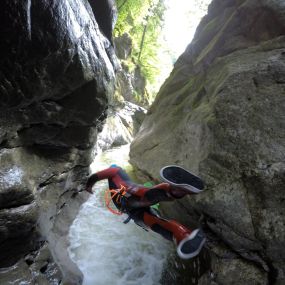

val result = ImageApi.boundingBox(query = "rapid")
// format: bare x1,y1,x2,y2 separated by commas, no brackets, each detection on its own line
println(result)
68,145,172,285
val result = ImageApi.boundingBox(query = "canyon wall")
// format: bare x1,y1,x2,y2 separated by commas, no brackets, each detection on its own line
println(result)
0,0,117,283
130,0,285,284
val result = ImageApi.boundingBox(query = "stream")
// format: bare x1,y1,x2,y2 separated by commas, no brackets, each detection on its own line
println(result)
68,145,172,285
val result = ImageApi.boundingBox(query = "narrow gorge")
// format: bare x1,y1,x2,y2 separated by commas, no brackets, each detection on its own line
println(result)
0,0,284,285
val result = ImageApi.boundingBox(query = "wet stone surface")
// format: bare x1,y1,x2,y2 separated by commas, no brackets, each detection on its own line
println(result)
130,0,285,283
0,0,116,283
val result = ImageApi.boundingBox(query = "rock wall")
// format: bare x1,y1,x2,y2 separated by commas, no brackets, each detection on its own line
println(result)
130,0,285,284
0,0,116,284
95,101,146,153
114,33,148,106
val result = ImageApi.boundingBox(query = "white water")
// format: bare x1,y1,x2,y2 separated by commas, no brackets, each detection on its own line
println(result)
68,145,171,285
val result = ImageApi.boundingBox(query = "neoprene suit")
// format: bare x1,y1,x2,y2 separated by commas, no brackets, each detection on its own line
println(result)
86,166,194,244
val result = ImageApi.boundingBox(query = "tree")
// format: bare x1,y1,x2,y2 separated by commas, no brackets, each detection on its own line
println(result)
115,0,167,101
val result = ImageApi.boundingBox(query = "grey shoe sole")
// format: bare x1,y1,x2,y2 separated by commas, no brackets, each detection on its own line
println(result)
160,165,204,194
177,229,206,259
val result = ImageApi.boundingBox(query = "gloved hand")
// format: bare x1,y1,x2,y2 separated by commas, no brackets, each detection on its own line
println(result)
85,186,94,194
85,173,99,194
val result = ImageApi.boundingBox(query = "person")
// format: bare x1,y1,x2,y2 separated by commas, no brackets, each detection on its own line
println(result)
85,164,206,259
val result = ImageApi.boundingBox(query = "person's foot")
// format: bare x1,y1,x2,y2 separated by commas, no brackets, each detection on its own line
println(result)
160,165,204,194
176,228,206,259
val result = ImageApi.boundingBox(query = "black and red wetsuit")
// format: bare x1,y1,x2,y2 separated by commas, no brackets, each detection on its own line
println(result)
86,166,194,244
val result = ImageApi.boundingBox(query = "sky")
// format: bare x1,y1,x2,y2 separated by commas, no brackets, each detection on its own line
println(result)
151,0,211,94
162,0,211,59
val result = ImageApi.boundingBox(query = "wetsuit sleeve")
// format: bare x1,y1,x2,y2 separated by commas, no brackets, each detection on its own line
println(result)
86,167,120,188
95,167,120,180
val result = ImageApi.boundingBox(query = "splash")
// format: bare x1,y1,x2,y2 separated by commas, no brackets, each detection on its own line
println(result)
68,145,171,285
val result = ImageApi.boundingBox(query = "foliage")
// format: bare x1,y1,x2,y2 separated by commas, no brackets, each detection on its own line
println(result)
115,0,167,102
114,0,211,104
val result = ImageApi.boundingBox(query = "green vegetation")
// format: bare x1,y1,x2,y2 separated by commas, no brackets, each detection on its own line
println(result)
114,0,211,104
115,0,168,103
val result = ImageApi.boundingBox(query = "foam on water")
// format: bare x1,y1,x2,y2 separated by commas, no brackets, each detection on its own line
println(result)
68,145,171,285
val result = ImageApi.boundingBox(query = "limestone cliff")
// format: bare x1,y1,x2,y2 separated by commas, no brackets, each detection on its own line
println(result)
0,0,117,284
130,0,285,284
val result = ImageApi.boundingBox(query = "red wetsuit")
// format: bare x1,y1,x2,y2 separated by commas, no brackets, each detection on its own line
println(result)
86,166,194,243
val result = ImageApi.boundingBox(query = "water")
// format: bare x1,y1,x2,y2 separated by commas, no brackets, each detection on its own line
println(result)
68,145,171,285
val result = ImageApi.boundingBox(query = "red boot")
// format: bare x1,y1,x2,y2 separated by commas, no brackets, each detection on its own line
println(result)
175,228,206,259
143,212,206,259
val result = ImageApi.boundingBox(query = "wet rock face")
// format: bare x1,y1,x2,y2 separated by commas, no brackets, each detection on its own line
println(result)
1,0,115,144
88,0,117,44
130,0,285,283
0,0,116,284
113,33,148,106
95,101,146,152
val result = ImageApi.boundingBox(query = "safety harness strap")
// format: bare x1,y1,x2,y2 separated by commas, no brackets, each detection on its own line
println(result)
104,185,129,216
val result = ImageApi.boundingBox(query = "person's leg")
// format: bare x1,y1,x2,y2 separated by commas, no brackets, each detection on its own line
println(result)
142,209,206,259
126,182,200,208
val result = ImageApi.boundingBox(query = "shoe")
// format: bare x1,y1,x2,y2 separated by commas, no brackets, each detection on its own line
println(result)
176,228,206,259
160,165,204,194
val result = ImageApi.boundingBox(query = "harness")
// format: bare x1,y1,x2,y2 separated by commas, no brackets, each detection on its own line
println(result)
104,183,162,226
104,185,129,216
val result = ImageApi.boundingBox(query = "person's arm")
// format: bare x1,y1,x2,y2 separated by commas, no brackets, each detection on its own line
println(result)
85,173,99,193
85,167,120,194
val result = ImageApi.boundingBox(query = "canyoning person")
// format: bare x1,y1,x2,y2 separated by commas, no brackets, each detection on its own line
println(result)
85,165,206,259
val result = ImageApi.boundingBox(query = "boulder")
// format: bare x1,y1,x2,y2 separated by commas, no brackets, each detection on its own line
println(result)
130,0,285,283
